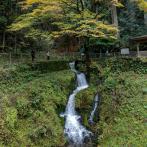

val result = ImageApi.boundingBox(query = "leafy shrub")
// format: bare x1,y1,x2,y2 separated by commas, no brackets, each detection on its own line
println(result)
0,61,72,146
4,108,17,129
16,98,31,118
93,58,147,146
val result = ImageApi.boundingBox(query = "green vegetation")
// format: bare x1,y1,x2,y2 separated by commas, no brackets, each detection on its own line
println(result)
0,58,146,146
0,61,72,146
0,0,147,146
91,58,147,146
1,0,147,53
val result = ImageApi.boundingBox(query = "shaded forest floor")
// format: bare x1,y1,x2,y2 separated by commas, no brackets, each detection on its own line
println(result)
0,58,147,146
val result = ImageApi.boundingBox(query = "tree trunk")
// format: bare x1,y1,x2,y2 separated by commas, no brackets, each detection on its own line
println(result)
91,0,96,12
84,38,91,82
111,1,119,38
80,0,84,11
14,34,17,53
85,51,90,82
144,11,147,25
77,0,80,12
2,31,5,51
111,5,118,26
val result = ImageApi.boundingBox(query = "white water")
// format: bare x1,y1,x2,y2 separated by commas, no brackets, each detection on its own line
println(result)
63,62,92,145
89,94,99,124
69,62,77,73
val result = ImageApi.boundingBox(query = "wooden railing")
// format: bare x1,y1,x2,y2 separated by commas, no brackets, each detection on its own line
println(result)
0,51,146,67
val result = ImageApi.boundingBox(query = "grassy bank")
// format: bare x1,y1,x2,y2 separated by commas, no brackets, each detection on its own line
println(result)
90,58,147,146
0,60,97,146
0,61,74,146
0,58,147,146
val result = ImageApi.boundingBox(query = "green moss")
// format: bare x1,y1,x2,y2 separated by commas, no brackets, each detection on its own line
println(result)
90,58,147,146
0,61,73,146
0,58,146,146
5,108,18,129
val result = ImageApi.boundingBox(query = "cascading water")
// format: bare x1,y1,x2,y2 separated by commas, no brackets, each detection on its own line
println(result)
69,62,77,73
88,93,100,124
62,62,92,146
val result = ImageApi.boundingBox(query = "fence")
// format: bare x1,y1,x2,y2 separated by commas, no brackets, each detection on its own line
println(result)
0,52,82,67
0,51,146,68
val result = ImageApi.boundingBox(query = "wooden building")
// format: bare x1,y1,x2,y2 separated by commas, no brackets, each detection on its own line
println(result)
130,35,147,57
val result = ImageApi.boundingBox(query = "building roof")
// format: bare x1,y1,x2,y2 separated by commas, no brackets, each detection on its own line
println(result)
130,35,147,44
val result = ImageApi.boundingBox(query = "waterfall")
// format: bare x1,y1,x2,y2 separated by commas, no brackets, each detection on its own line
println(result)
62,62,92,145
88,93,100,124
69,62,77,73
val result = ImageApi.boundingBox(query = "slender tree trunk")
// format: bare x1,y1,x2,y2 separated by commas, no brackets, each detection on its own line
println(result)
91,0,96,12
144,11,147,25
85,52,91,82
84,38,91,82
14,34,17,53
77,0,80,12
2,31,5,51
111,4,118,26
80,0,84,11
111,1,119,38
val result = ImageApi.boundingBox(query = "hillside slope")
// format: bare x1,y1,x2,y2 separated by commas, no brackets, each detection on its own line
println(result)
90,58,147,146
0,61,73,146
0,58,147,146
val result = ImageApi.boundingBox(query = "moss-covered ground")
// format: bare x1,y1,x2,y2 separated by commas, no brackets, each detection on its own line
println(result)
0,58,147,147
0,61,73,146
90,58,147,147
0,61,97,146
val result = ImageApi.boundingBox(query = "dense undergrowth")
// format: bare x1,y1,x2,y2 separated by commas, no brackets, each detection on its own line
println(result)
0,60,97,146
90,58,147,146
0,61,73,146
0,58,147,146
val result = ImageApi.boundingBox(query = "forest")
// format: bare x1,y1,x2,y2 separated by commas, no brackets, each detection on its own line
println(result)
0,0,147,147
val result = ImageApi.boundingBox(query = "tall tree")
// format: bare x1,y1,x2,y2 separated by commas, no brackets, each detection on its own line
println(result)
0,0,20,51
137,0,147,25
118,0,147,46
9,0,117,51
111,0,119,38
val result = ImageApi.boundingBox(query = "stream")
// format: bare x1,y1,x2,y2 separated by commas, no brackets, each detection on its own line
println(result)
61,61,99,146
88,93,100,124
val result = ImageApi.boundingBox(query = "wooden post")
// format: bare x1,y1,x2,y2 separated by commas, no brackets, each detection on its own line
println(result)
137,43,140,57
